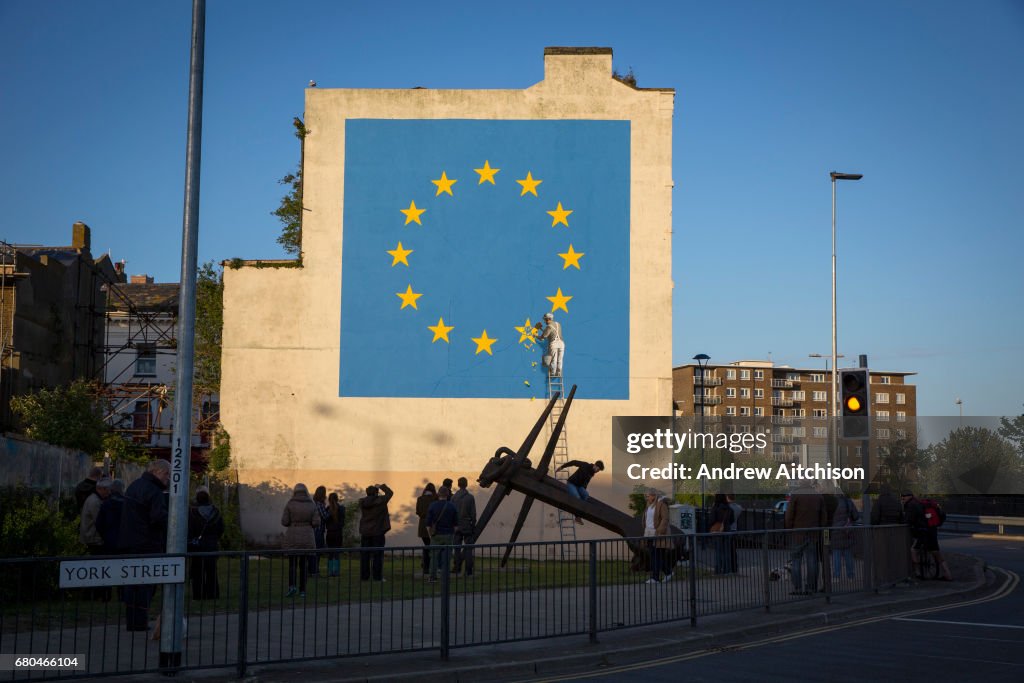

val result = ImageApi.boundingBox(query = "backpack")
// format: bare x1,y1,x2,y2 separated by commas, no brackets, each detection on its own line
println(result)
919,498,946,528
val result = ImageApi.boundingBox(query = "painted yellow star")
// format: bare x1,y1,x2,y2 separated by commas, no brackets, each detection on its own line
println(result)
396,284,423,310
471,330,498,355
387,241,413,267
428,317,454,343
547,202,573,227
546,288,572,313
431,171,457,196
400,200,425,226
474,160,500,185
558,244,584,270
514,318,536,345
516,171,543,197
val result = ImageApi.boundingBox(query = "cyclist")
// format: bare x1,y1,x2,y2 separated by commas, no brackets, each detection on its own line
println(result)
901,491,952,581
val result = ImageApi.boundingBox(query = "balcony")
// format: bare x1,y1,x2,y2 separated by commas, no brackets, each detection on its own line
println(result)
772,415,795,425
771,397,793,407
694,376,723,386
694,394,722,405
771,379,793,388
772,434,795,444
787,376,802,384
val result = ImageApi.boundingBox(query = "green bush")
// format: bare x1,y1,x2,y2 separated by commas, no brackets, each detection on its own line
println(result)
0,487,84,602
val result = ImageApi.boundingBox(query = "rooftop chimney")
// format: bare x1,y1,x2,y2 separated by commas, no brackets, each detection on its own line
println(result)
72,221,91,252
130,274,154,284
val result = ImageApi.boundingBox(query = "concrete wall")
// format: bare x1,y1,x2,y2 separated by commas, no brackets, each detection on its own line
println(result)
221,49,675,547
0,433,94,498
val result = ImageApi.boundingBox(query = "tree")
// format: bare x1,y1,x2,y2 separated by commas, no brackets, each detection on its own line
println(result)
194,261,223,398
876,433,925,495
273,117,308,257
999,406,1024,456
10,379,106,454
921,426,1024,496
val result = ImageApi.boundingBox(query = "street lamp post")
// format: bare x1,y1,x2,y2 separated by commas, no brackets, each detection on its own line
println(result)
956,398,963,427
693,353,710,514
808,352,844,371
830,171,862,467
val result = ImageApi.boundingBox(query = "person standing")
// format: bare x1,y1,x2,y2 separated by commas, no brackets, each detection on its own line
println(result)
415,484,437,576
554,459,604,524
96,479,126,555
727,494,743,574
452,477,477,577
643,489,674,583
281,483,319,597
535,313,565,377
75,466,103,512
902,491,953,581
358,484,393,582
324,492,346,577
425,487,458,584
119,460,170,632
784,481,826,595
710,493,735,575
831,492,860,580
309,486,329,577
871,483,907,585
188,486,225,600
80,478,112,601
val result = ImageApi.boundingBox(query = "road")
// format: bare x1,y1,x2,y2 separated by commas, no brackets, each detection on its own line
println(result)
535,536,1024,682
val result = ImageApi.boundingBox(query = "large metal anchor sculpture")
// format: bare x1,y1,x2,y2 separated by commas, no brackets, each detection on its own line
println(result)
474,386,678,566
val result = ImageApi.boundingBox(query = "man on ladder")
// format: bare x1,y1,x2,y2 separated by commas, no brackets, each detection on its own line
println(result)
535,312,564,377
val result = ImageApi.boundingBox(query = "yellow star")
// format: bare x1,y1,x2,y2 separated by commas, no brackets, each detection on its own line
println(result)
431,171,457,197
428,317,454,343
547,202,573,227
558,244,584,270
516,171,543,197
400,200,425,226
474,160,500,185
387,241,413,267
396,284,423,310
546,288,572,313
514,318,535,345
471,330,498,355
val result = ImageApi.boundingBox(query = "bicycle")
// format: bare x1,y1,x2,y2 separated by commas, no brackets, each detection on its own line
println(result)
912,536,939,580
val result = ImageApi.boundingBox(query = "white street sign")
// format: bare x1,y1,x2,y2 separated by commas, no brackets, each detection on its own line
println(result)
59,557,186,588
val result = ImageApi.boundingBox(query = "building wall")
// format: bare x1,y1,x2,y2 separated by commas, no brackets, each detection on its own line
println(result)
221,49,675,546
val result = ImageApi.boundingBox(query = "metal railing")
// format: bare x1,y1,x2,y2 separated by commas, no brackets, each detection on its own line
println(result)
943,514,1024,536
0,526,913,680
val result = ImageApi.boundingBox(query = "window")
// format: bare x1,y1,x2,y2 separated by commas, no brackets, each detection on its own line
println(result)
896,429,907,439
726,388,736,398
726,369,736,380
876,393,889,404
877,410,889,422
897,411,907,422
792,409,806,417
791,391,805,401
787,373,799,381
791,426,806,437
810,373,825,383
896,393,906,405
740,388,751,399
813,426,827,438
812,409,827,419
877,376,891,384
755,446,766,455
740,369,751,380
754,407,765,417
725,406,736,416
740,407,751,416
877,428,890,439
135,343,156,376
754,388,764,399
813,391,827,402
855,446,862,457
754,370,764,380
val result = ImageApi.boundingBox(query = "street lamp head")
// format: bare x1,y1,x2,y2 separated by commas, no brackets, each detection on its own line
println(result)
830,172,863,181
693,353,710,361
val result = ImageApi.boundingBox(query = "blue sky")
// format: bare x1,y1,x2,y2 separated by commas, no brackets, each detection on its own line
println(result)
1,0,1021,417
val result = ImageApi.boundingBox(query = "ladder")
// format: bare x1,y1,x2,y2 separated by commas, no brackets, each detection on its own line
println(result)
547,373,578,555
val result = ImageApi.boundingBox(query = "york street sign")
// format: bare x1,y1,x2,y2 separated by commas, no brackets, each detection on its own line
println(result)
59,557,186,588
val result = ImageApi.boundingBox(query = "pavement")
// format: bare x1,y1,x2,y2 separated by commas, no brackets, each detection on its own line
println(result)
160,550,995,683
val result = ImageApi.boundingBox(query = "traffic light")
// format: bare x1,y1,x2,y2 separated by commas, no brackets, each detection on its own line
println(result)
840,368,870,439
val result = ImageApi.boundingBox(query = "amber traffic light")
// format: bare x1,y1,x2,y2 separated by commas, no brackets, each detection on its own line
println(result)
840,368,870,438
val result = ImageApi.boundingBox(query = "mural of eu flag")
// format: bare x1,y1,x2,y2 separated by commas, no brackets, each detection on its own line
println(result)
339,119,630,399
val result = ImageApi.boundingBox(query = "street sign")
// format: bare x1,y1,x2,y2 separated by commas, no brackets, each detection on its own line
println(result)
59,557,186,588
670,504,696,534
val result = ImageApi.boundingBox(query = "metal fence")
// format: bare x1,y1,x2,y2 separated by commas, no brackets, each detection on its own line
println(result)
0,525,912,680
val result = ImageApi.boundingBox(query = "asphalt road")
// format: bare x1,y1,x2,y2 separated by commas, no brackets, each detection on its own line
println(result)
537,536,1024,683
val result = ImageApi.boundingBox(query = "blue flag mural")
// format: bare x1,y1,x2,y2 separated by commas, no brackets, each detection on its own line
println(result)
339,119,630,399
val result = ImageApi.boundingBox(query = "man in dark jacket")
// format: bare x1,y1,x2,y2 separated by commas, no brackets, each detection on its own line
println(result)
784,482,826,595
96,479,126,555
554,459,604,524
75,466,103,512
871,484,904,524
452,477,477,576
902,491,952,581
415,484,437,576
358,483,393,581
425,487,458,583
118,460,170,631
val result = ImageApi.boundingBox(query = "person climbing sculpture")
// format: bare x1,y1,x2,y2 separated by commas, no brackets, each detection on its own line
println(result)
534,312,565,377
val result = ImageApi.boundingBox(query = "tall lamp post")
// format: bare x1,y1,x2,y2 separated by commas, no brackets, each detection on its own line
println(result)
808,352,844,371
830,171,862,467
694,353,710,513
955,398,963,427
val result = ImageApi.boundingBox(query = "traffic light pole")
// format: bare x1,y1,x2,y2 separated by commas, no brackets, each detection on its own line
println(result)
858,354,872,527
